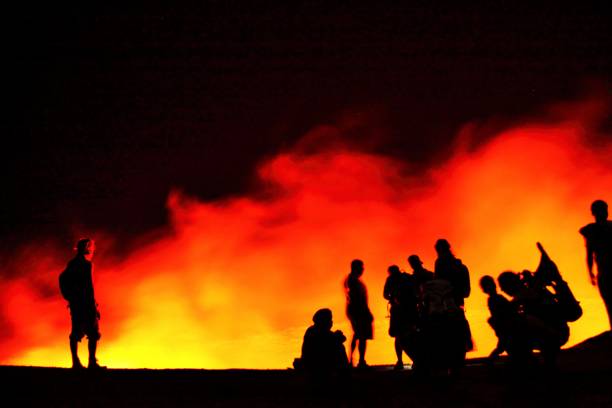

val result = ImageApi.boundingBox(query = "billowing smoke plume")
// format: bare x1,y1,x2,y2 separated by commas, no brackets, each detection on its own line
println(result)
1,98,610,368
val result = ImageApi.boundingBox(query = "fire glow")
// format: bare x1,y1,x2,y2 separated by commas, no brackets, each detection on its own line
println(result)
1,99,611,368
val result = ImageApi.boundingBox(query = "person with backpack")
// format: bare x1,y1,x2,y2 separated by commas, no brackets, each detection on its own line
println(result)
344,259,374,369
383,265,418,370
433,239,474,353
59,238,104,370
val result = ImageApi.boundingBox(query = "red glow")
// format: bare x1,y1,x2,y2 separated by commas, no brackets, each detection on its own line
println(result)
1,99,611,368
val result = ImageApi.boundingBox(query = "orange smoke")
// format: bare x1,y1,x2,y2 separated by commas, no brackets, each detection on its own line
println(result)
1,98,611,368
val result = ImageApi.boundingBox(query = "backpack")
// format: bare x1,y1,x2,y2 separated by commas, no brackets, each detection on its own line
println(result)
554,281,583,322
59,264,76,302
535,243,583,322
453,259,471,299
422,279,460,317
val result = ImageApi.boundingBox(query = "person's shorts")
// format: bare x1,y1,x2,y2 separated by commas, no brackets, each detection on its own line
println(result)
69,306,101,342
348,313,373,340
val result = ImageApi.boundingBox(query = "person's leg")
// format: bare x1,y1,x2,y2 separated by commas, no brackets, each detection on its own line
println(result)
69,311,84,369
350,334,357,366
69,336,83,368
86,317,104,369
358,339,367,367
88,338,98,365
598,274,612,330
394,337,404,369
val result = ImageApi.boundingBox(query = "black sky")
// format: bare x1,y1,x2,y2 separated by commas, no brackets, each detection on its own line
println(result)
1,3,610,251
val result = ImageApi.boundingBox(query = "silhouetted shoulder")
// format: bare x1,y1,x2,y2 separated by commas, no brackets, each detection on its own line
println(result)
579,222,597,238
580,221,612,237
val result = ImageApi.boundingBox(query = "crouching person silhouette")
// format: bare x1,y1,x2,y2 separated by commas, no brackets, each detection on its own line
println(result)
480,275,531,366
496,243,579,368
59,238,105,370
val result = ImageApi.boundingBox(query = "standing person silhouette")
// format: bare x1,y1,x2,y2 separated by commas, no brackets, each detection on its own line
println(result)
580,199,612,330
344,259,374,368
59,238,105,370
383,265,416,370
434,239,474,352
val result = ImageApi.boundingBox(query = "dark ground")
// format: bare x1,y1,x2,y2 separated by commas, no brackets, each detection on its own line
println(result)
2,332,611,407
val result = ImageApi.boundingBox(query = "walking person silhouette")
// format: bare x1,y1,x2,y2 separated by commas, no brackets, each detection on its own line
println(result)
580,199,612,329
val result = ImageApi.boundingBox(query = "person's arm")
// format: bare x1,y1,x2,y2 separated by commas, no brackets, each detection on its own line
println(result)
383,278,392,301
463,265,471,298
585,240,596,286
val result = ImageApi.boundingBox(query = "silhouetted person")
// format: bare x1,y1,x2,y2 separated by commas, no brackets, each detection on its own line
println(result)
383,265,417,369
59,238,104,370
408,254,434,295
497,243,579,369
434,239,473,352
481,275,510,359
580,199,612,329
480,275,529,364
297,308,349,376
344,259,373,368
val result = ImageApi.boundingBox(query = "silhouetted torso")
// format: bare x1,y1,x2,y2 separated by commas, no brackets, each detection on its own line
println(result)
434,256,470,307
383,272,416,308
413,267,434,295
580,220,612,273
344,274,373,339
64,255,96,310
384,272,418,336
345,275,370,318
488,293,517,326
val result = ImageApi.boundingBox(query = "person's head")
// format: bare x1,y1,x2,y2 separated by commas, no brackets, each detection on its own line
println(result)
312,308,333,330
497,271,521,297
350,259,364,277
407,254,422,270
434,239,452,257
75,238,95,257
387,264,401,276
479,275,496,295
591,200,608,222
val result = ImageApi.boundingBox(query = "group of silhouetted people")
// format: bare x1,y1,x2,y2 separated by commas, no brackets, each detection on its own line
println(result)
294,199,612,378
382,239,473,375
294,238,474,377
59,200,611,374
480,242,583,368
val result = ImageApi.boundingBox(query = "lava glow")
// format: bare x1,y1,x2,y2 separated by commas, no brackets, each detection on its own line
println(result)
1,99,611,368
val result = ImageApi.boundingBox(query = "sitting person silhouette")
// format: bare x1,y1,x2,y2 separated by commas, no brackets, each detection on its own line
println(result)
295,308,349,375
